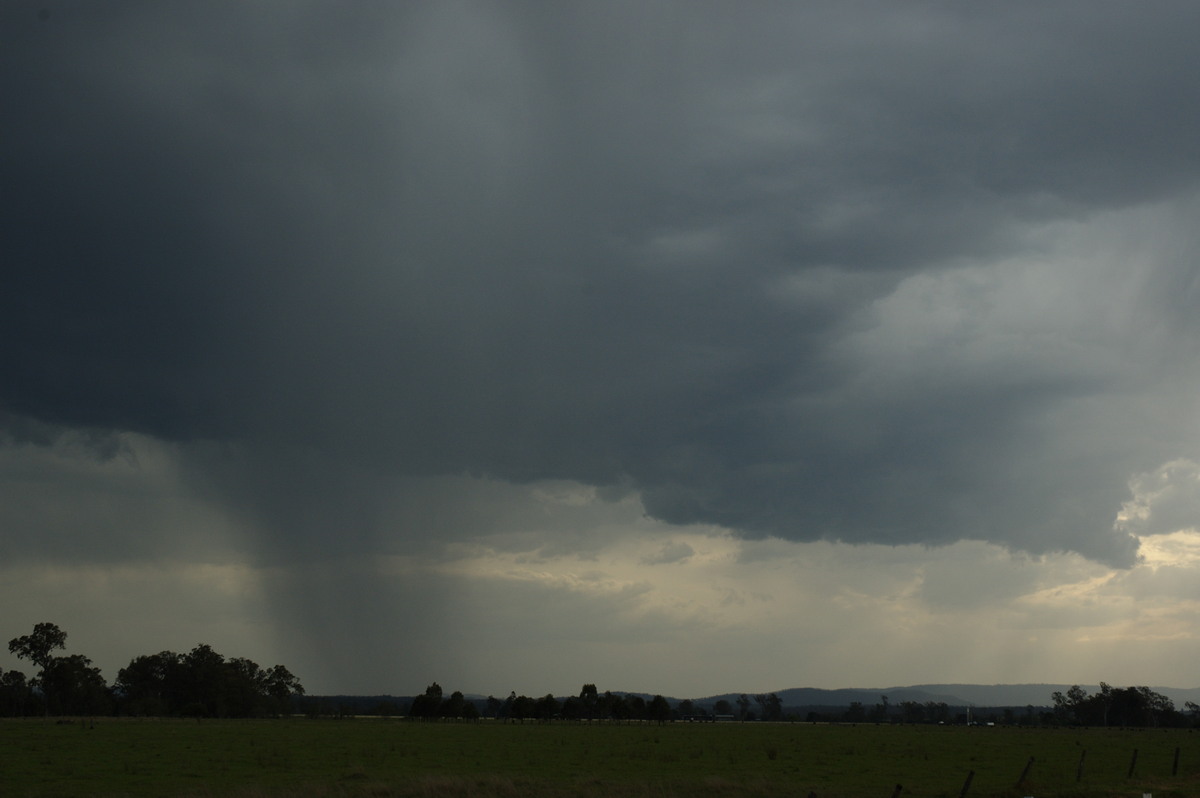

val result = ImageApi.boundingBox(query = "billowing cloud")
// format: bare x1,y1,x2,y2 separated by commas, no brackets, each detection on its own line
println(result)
5,1,1200,693
1120,460,1200,539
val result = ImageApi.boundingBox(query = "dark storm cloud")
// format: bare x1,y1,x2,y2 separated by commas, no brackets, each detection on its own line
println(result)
5,1,1200,567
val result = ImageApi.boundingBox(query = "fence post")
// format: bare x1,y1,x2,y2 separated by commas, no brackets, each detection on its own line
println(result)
1128,748,1139,779
1016,756,1034,786
1076,749,1086,782
1173,746,1181,777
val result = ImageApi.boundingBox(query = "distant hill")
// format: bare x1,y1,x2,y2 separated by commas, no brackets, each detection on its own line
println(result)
904,684,1065,707
700,686,966,709
694,684,1200,709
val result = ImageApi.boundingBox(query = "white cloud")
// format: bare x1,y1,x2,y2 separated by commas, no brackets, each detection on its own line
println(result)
1120,460,1200,538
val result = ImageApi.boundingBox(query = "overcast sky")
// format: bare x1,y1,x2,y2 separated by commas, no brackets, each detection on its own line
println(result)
4,1,1200,699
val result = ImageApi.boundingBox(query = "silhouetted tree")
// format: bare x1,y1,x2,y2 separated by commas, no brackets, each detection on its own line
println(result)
178,644,229,717
7,623,67,673
1050,684,1181,727
264,664,304,715
41,654,110,715
1092,682,1114,726
114,647,301,718
410,682,443,719
0,669,35,716
755,693,783,722
580,683,598,720
501,691,516,720
604,691,630,721
439,690,466,718
116,651,182,716
925,701,949,723
560,695,583,720
649,694,671,724
8,622,68,715
536,693,559,720
224,657,268,717
5,624,303,719
899,701,924,723
510,694,536,722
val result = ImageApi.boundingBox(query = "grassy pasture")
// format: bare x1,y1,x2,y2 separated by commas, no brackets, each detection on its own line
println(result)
2,718,1199,798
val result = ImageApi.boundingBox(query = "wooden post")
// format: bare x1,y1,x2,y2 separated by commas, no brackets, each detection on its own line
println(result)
959,770,974,798
1076,749,1086,782
1016,756,1034,786
1128,748,1139,779
1174,746,1181,777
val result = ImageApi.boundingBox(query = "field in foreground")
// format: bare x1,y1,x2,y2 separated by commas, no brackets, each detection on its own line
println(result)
2,718,1199,798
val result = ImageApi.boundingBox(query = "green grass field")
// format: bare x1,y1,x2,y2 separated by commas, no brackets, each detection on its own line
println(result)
2,718,1198,798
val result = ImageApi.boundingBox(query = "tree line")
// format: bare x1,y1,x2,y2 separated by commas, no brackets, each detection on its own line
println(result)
337,684,1200,729
400,682,676,723
347,683,786,723
347,688,957,725
1051,683,1197,728
2,622,305,718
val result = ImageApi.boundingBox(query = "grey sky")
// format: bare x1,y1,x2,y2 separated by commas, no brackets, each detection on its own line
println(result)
4,1,1200,696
